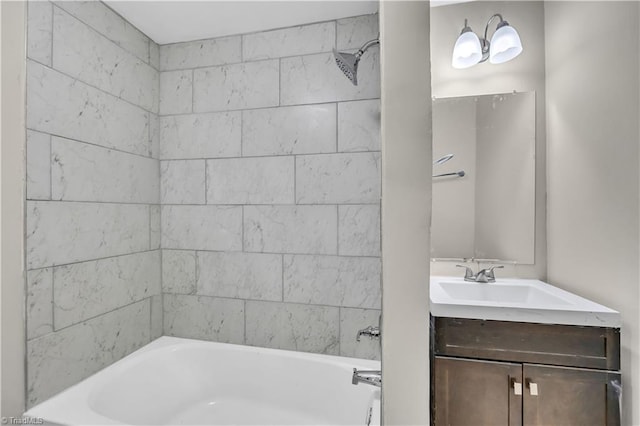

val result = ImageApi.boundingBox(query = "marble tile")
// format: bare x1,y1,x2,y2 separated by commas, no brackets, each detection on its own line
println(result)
53,1,150,63
26,201,149,269
206,157,294,204
150,205,161,250
163,294,244,343
51,136,159,204
26,268,53,341
26,130,51,200
149,113,160,159
280,52,380,105
197,252,282,301
160,111,241,160
53,251,161,330
340,308,381,360
242,104,336,156
160,36,241,71
244,205,337,255
162,249,196,294
27,299,150,407
245,301,339,354
296,152,381,204
160,70,192,115
243,22,335,61
283,255,381,309
161,160,205,204
161,205,242,251
336,14,379,51
27,60,149,157
149,41,160,70
338,204,381,256
338,99,381,152
150,294,163,340
53,8,159,113
193,60,279,113
27,1,52,66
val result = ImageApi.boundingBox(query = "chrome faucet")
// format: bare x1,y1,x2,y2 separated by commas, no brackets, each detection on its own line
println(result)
352,368,382,387
356,325,380,342
457,264,504,283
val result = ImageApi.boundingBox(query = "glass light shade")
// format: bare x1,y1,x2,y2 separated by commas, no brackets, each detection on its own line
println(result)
489,24,523,64
451,31,482,69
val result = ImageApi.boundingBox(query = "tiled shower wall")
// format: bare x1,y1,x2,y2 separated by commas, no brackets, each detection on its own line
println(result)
158,15,382,359
25,1,162,406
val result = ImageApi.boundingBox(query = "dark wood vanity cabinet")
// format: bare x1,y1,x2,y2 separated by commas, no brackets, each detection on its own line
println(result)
431,317,622,426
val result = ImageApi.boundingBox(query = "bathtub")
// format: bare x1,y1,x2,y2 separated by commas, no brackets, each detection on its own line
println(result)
25,336,381,425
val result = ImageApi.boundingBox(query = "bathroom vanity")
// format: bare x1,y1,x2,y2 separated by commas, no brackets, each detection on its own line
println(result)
430,277,622,426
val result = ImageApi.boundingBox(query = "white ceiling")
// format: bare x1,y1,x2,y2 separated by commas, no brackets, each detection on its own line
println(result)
105,1,379,45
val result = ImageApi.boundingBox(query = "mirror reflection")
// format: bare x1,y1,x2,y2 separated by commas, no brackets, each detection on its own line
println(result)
431,91,536,263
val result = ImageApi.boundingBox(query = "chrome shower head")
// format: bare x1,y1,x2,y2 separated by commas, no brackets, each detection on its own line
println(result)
333,49,360,85
333,38,379,86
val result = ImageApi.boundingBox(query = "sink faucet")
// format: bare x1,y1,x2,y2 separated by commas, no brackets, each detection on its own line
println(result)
352,368,382,387
457,265,504,283
356,325,380,342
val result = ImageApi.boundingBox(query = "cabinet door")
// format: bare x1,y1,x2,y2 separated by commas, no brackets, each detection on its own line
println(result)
433,356,523,426
523,364,621,426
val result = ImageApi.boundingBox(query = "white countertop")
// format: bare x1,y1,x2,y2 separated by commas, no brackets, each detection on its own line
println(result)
430,276,621,328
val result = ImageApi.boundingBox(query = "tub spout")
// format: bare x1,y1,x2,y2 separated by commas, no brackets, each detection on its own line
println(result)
352,368,382,388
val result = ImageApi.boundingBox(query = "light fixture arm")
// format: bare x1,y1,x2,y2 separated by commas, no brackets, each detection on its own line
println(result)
479,13,507,63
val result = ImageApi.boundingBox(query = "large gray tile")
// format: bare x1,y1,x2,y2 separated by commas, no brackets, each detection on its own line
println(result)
27,299,150,407
162,249,196,294
296,152,381,204
340,308,380,360
161,205,242,251
163,294,244,343
53,1,150,63
160,70,192,115
160,36,241,71
53,251,161,330
243,22,335,61
53,7,158,113
338,204,380,256
242,104,336,156
160,111,241,160
336,14,379,51
161,160,205,205
27,1,52,66
244,205,338,255
206,157,294,204
197,251,282,301
338,99,381,152
193,60,279,112
26,268,53,341
280,52,380,105
245,301,339,354
26,130,51,200
51,137,159,204
283,255,381,309
26,201,149,269
27,60,149,157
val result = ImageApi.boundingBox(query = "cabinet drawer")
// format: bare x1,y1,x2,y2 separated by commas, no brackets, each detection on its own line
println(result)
432,317,620,370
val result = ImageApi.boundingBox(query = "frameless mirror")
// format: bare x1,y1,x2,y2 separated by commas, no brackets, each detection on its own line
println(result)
431,91,536,264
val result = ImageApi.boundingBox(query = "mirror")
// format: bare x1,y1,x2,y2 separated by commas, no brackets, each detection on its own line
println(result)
431,91,535,264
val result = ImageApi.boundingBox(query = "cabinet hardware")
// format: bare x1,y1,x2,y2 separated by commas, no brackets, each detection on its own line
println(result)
526,379,539,396
511,378,522,395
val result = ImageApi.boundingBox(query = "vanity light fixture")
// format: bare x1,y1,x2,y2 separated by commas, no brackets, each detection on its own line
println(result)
451,14,523,69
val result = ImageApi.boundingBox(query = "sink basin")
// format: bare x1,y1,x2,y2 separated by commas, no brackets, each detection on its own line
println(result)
430,276,621,327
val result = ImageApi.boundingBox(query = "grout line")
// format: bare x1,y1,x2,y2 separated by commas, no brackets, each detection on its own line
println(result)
144,247,380,260
26,198,161,206
26,248,161,272
159,202,380,207
156,149,381,162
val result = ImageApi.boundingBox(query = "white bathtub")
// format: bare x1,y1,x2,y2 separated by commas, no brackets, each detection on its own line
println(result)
25,336,381,425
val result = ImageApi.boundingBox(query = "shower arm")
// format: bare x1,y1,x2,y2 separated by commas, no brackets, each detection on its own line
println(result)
356,38,380,59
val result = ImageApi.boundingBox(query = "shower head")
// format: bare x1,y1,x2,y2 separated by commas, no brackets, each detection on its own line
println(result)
333,49,360,85
433,154,454,166
333,38,380,86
